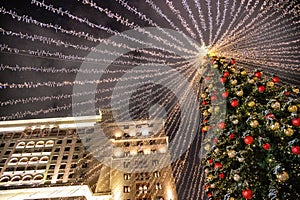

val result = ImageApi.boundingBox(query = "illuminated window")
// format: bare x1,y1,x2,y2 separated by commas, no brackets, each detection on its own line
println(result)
45,140,54,146
155,183,162,190
29,157,38,163
151,149,157,154
11,175,21,182
36,141,44,147
124,173,131,180
26,141,35,148
124,186,131,193
154,171,160,178
124,151,130,157
19,157,29,164
137,184,149,194
9,158,18,164
39,156,49,163
22,175,32,181
33,174,43,181
124,162,130,168
0,176,9,182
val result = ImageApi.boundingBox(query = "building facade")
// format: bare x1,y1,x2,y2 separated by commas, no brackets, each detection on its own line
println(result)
0,113,177,200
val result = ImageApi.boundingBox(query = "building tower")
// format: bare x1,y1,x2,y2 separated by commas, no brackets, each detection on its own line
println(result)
0,113,177,200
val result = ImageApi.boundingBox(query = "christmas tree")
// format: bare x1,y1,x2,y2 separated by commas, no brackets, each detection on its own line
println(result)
200,57,300,199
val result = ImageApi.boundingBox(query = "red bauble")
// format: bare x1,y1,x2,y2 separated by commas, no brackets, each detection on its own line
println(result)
292,146,300,155
265,113,275,119
220,76,227,83
222,91,229,98
254,71,262,78
219,173,225,179
229,133,235,139
244,136,254,145
230,59,236,65
263,143,271,150
292,118,300,127
230,99,239,107
242,189,253,199
203,119,208,124
223,71,230,77
202,101,208,106
218,122,226,129
207,192,213,197
205,76,211,81
213,137,218,143
214,162,223,169
211,95,217,101
205,184,210,190
285,91,290,96
258,85,265,93
272,76,280,83
208,158,213,163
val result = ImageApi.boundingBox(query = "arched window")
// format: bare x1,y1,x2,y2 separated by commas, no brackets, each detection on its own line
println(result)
16,142,25,148
39,156,49,163
9,158,18,164
22,175,32,181
0,176,10,182
36,141,44,147
26,141,35,148
45,140,54,147
33,174,43,181
19,157,28,164
29,157,38,163
11,175,21,182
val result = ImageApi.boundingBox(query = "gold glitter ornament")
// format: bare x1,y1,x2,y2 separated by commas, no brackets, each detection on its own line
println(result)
204,144,211,151
271,102,281,110
276,171,289,182
231,79,238,85
270,122,280,131
284,127,294,136
236,90,244,96
241,70,247,75
250,120,259,128
248,79,255,84
248,101,255,107
232,119,239,125
230,198,235,200
203,110,209,116
292,88,299,94
228,150,236,158
267,81,274,87
288,105,298,113
201,93,207,98
233,174,240,181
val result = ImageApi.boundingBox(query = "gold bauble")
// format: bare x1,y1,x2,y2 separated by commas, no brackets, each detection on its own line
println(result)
267,81,274,87
250,120,259,128
230,68,236,73
207,174,214,181
248,79,255,84
214,106,220,112
238,157,245,162
213,64,218,68
292,88,299,94
228,150,236,158
214,148,220,154
230,198,235,200
204,168,210,173
233,174,240,181
270,122,280,131
201,93,207,98
208,108,212,113
210,183,216,188
236,90,244,96
288,105,298,113
241,70,247,75
202,126,209,131
271,102,281,110
248,101,255,107
284,127,294,136
276,171,289,182
204,144,211,151
232,119,239,125
231,79,238,85
203,110,209,116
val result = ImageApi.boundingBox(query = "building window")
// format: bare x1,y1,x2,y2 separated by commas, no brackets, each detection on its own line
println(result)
124,173,131,180
124,151,130,157
62,155,68,160
155,183,162,190
137,184,149,194
36,141,44,147
65,147,70,151
9,143,15,147
149,140,156,145
72,154,79,159
154,171,160,178
152,160,159,166
124,142,130,147
19,157,29,164
45,140,54,146
60,164,66,169
124,186,131,193
156,197,164,200
9,158,18,164
54,148,60,152
0,176,10,182
11,175,21,182
29,157,38,163
40,156,49,163
138,150,144,155
26,141,35,148
151,149,157,154
124,162,130,168
52,156,58,161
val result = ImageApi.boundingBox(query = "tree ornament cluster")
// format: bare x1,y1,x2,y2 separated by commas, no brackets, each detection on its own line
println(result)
201,57,300,199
